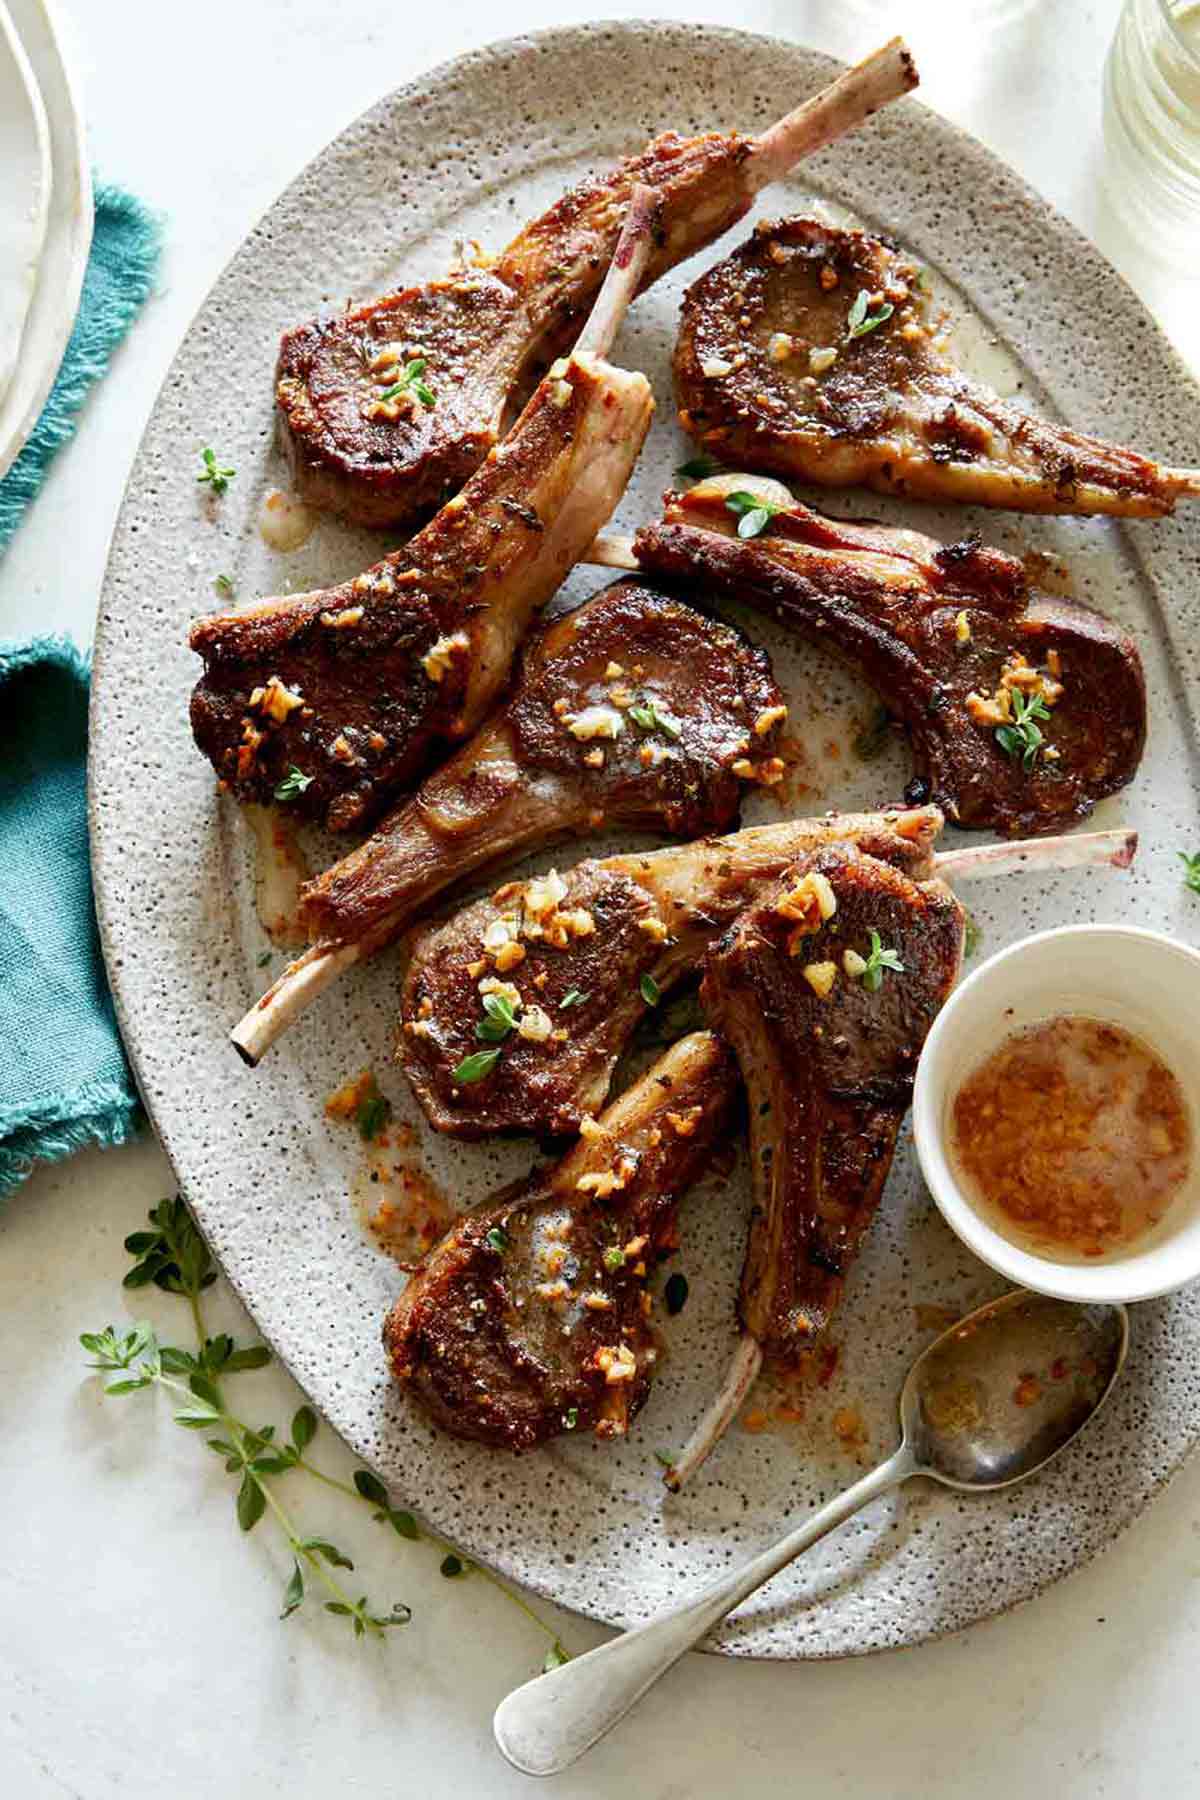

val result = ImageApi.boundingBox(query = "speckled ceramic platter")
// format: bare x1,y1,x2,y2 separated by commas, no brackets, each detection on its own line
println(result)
90,23,1200,1658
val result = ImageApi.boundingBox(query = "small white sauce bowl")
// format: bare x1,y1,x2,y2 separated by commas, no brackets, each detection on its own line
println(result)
913,924,1200,1305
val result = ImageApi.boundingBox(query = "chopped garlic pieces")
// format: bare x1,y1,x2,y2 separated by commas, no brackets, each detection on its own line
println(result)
517,1005,553,1043
637,917,669,943
803,961,838,1000
596,1343,638,1384
768,332,794,362
754,703,789,737
250,675,304,723
478,977,522,1009
320,606,364,630
526,869,568,917
776,871,838,934
954,610,971,644
700,356,734,378
421,630,469,683
843,948,868,978
809,346,839,375
566,705,624,741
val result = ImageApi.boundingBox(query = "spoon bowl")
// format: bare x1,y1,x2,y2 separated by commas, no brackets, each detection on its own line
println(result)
904,1289,1128,1490
494,1289,1128,1777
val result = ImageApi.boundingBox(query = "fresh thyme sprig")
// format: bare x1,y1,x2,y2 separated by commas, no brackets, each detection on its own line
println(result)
675,454,722,481
197,447,236,495
724,490,785,541
846,290,894,341
379,357,436,408
82,1198,569,1668
861,929,905,992
995,688,1051,771
274,765,313,803
1179,852,1200,895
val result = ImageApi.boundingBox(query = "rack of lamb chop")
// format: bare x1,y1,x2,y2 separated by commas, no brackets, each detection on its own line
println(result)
231,577,787,1064
276,42,918,528
590,472,1147,836
383,1030,737,1450
673,218,1200,517
190,189,659,836
399,806,1135,1140
665,840,963,1490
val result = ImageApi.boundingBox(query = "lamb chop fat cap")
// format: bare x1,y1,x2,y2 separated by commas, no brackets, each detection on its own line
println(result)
382,1029,738,1451
675,217,1196,518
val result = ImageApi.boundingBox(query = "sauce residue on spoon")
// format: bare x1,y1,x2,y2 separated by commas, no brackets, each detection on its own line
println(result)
951,1014,1191,1261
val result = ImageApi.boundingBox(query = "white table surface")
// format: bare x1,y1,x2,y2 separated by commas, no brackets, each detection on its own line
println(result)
3,2,1199,1795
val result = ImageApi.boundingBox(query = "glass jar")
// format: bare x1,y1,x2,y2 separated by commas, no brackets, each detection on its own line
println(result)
1103,0,1200,248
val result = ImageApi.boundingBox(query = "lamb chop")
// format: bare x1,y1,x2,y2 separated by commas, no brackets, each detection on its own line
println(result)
231,578,786,1065
382,1030,738,1451
674,217,1200,517
276,43,918,529
189,189,659,836
591,472,1147,837
399,805,1134,1140
665,841,963,1489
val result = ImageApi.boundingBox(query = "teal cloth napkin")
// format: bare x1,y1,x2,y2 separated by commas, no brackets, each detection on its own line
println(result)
0,640,142,1194
0,182,162,1195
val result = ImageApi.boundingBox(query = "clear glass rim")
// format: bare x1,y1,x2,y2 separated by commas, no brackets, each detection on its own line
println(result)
1157,0,1200,74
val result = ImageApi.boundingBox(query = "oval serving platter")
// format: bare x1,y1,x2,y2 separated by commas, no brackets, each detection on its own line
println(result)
90,23,1200,1658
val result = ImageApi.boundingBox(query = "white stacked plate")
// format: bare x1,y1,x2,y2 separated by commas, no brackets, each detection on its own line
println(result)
0,0,90,479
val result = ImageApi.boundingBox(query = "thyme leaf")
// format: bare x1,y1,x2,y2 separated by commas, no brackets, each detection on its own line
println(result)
452,1047,502,1084
197,447,236,495
273,765,313,802
861,928,905,993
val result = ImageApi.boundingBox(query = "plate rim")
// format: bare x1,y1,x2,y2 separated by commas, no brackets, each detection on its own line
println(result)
0,0,93,479
88,17,1200,1660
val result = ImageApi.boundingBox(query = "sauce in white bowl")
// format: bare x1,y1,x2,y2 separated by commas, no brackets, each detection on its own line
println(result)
914,926,1200,1303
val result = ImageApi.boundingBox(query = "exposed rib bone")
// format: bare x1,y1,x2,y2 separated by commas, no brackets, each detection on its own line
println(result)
586,531,639,570
663,1336,763,1493
231,942,361,1067
935,826,1137,882
573,184,658,358
745,37,918,191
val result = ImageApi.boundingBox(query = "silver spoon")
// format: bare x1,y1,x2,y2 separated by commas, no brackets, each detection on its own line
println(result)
494,1289,1128,1777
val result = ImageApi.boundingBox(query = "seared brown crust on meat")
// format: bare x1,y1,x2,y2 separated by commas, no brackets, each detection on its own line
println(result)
701,843,963,1353
276,132,756,530
276,275,524,529
675,218,1179,518
402,863,663,1139
383,1031,737,1450
299,579,785,944
633,485,1146,837
507,580,783,835
399,806,943,1139
192,351,650,832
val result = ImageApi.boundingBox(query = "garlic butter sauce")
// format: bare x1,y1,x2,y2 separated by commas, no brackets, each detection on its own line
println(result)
950,1014,1192,1262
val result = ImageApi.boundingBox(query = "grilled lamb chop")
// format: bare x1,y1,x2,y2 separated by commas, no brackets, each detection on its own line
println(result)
231,578,786,1064
383,1030,737,1451
674,218,1200,517
593,473,1147,837
399,806,1134,1139
276,43,918,528
666,842,962,1488
189,190,659,835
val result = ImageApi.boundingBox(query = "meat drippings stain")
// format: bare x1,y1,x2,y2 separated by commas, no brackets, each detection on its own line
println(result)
244,803,310,945
913,1302,961,1334
258,487,316,552
327,1068,453,1268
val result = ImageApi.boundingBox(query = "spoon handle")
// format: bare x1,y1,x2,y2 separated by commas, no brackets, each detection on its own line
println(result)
493,1442,916,1776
